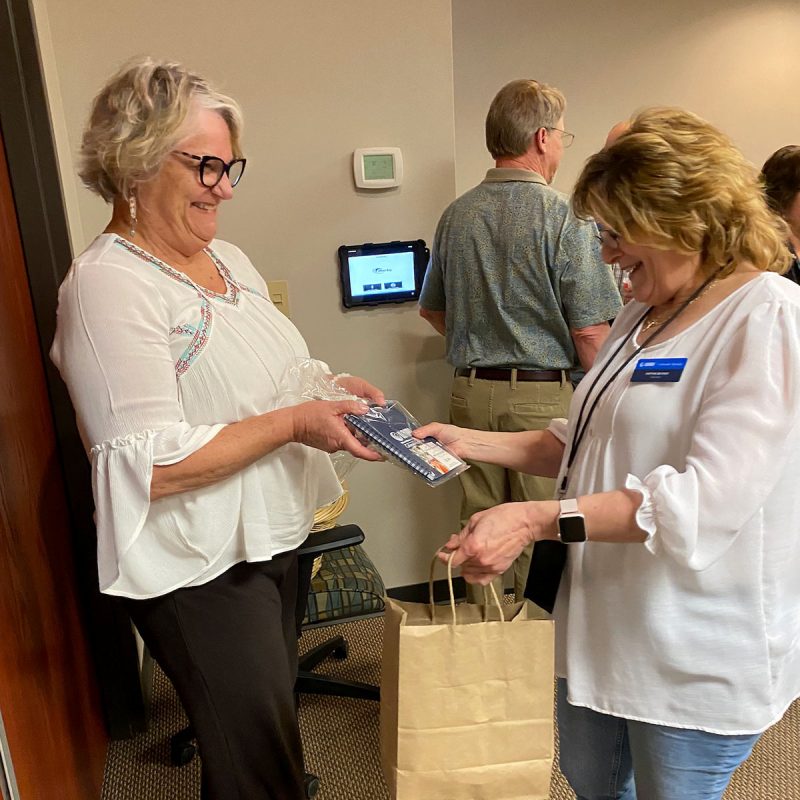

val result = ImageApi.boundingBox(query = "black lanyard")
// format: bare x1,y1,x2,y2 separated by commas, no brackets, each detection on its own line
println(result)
558,272,718,498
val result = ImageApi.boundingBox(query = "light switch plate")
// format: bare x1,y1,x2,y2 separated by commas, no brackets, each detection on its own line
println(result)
266,280,290,318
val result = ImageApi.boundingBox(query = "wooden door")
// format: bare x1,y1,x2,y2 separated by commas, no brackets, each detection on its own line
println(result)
0,125,107,796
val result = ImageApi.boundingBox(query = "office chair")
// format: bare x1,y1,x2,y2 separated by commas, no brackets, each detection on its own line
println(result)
295,524,383,701
169,523,384,798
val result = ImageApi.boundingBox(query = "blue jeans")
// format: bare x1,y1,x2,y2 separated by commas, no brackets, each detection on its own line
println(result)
556,678,761,800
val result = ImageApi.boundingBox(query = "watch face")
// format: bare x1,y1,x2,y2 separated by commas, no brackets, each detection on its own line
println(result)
559,515,587,543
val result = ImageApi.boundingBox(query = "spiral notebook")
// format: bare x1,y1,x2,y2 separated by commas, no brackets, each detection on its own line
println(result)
344,401,468,487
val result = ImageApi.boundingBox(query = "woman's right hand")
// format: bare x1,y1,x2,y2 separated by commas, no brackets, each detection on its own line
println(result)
290,400,383,461
413,422,471,459
438,500,560,583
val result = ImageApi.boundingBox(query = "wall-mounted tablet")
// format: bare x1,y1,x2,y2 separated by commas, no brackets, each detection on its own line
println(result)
338,239,429,308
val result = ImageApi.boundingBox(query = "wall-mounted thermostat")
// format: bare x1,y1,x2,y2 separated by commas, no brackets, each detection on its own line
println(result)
353,147,403,189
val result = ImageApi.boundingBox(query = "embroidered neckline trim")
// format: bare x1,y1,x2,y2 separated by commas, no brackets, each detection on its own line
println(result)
113,236,239,305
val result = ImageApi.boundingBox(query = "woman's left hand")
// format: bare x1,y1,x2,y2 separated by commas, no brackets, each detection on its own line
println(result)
439,500,560,584
335,375,386,406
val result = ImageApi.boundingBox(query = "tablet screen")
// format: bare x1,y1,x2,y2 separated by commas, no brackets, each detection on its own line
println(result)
338,240,429,308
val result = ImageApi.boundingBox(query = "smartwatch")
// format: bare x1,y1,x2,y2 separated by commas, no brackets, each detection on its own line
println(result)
558,498,587,543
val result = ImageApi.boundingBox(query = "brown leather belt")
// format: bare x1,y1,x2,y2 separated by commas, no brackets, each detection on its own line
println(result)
455,367,563,382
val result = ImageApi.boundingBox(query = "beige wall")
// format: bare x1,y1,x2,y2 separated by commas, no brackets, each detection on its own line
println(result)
33,0,459,590
453,0,800,196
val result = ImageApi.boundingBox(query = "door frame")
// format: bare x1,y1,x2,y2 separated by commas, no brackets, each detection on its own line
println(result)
0,708,20,800
0,0,146,738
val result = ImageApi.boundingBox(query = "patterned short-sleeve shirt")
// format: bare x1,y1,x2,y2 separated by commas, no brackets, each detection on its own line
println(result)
419,168,621,370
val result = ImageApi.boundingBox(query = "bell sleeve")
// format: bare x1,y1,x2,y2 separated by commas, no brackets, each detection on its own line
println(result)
625,298,800,571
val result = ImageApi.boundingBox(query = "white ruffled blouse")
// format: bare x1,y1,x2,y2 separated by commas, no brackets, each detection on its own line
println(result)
549,272,800,734
51,234,341,599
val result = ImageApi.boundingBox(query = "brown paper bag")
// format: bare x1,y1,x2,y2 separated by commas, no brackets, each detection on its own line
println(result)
380,556,554,800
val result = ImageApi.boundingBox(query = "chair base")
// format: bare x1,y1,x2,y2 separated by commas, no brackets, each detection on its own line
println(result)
170,725,196,767
169,633,379,772
296,634,379,701
296,671,379,701
304,773,321,798
298,634,349,670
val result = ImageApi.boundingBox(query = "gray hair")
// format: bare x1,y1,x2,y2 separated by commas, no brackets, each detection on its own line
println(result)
485,79,566,159
79,56,243,202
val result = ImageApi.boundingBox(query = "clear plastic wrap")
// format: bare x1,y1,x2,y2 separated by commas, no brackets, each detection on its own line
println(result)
276,358,468,487
276,357,360,479
344,400,469,488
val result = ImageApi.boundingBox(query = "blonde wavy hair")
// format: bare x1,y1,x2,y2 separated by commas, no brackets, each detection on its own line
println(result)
79,56,243,203
573,107,790,277
485,79,566,159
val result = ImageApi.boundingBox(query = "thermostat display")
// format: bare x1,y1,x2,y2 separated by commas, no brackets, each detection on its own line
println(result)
353,147,403,189
363,154,394,180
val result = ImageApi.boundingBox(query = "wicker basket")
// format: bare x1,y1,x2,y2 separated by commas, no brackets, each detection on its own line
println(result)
309,482,350,579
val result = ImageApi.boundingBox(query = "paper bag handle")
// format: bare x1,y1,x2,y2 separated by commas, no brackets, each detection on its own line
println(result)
482,582,504,621
428,551,504,624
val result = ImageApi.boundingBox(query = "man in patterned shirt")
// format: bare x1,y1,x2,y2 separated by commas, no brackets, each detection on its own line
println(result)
419,78,621,604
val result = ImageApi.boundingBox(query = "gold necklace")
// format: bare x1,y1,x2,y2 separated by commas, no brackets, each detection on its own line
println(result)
640,279,719,335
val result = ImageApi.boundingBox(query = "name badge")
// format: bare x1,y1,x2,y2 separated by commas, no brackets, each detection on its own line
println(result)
631,357,687,383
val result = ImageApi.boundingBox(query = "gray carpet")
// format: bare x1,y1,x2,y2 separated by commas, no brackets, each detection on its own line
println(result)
102,614,800,799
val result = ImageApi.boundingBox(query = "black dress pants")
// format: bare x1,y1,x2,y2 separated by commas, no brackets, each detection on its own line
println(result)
124,551,305,800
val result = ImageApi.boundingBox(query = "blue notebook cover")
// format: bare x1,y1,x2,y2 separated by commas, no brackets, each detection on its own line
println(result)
344,402,467,487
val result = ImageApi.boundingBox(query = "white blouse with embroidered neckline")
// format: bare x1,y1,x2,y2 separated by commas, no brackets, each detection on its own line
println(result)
51,234,341,599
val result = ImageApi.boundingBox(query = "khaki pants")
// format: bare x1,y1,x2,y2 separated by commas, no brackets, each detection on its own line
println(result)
449,369,572,603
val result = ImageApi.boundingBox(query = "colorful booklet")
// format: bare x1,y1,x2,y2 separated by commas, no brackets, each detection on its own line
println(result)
344,401,468,487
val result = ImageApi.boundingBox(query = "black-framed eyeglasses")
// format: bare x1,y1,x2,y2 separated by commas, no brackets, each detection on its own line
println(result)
596,224,621,248
173,151,247,188
546,127,575,148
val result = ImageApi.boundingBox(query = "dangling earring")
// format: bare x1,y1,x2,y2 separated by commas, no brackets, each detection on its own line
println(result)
128,193,137,239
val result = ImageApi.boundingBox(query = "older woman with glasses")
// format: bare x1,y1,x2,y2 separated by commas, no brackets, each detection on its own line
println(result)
51,56,383,800
418,108,800,800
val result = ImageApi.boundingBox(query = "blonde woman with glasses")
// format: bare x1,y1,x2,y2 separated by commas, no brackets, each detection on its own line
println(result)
419,108,800,800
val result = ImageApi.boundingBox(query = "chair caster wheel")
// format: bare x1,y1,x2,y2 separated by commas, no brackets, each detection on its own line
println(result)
170,740,197,766
304,772,321,797
332,641,349,659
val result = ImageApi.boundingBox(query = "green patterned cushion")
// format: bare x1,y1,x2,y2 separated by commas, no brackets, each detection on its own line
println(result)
303,544,385,626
